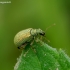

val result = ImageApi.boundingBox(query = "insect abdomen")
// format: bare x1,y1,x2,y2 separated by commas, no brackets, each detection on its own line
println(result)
14,28,33,47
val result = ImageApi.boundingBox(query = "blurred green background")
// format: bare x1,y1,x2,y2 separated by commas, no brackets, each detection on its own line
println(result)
0,0,70,70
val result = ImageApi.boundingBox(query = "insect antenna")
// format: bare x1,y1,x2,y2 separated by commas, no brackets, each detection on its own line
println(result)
45,23,56,32
43,23,56,42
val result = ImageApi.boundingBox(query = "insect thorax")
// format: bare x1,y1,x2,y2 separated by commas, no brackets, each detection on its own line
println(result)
31,28,45,36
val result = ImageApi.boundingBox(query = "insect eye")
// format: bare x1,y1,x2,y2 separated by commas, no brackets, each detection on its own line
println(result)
39,32,45,36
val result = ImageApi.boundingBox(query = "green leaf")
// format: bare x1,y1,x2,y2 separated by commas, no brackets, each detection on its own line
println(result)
14,40,70,70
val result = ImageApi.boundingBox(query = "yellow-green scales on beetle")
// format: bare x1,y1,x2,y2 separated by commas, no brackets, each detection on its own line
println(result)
14,28,45,49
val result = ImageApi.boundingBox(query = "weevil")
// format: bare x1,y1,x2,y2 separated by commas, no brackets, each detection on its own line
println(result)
14,28,45,49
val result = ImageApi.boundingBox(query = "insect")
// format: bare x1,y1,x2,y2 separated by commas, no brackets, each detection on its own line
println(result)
14,28,45,49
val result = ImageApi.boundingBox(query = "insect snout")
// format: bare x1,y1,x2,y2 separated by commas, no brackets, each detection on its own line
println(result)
39,32,45,36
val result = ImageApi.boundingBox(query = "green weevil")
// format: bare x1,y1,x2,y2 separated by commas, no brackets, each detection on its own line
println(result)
14,28,45,49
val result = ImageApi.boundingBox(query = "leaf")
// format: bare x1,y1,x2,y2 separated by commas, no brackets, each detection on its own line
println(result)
14,40,70,70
